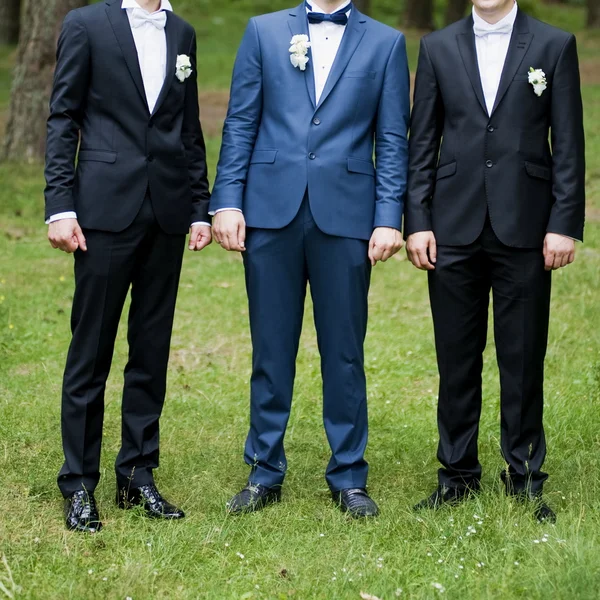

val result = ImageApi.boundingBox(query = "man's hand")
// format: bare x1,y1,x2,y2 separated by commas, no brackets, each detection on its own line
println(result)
544,233,576,271
189,224,212,252
406,231,437,271
213,210,246,252
368,227,403,266
48,218,87,254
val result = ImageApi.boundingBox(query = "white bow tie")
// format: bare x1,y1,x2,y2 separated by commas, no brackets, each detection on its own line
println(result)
130,8,167,30
473,20,514,38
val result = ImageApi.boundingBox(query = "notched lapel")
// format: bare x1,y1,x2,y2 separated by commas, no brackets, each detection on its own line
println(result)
105,1,149,113
457,19,487,116
316,9,366,109
288,4,316,109
491,11,533,116
152,12,178,117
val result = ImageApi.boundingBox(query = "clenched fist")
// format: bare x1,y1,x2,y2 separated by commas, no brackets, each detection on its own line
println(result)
48,219,87,254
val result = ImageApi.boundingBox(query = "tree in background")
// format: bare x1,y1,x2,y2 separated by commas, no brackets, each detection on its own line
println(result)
404,0,435,30
0,0,21,45
354,0,371,14
1,0,87,163
589,0,600,27
445,0,469,25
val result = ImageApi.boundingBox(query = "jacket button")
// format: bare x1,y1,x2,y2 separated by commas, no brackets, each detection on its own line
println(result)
487,125,494,132
313,117,321,125
147,154,154,162
309,152,316,160
485,160,493,168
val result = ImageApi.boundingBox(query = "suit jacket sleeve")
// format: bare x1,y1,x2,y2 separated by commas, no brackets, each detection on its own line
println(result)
547,34,586,241
209,18,263,213
404,37,444,238
184,31,211,224
44,10,90,221
374,33,411,231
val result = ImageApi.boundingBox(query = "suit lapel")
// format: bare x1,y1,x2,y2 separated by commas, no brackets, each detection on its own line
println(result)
105,0,149,113
152,12,178,117
316,8,366,109
288,4,316,109
491,10,533,116
457,17,487,116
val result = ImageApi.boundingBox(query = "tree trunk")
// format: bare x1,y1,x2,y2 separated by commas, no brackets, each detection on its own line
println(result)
404,0,435,30
589,0,600,28
353,0,371,15
1,0,87,163
0,0,21,45
445,0,469,25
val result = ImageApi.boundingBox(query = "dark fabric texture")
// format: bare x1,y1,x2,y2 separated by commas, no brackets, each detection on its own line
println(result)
44,0,211,233
58,194,185,497
405,9,586,247
429,220,551,494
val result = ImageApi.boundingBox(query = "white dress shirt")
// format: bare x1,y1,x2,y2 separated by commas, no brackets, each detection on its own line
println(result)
308,0,352,104
473,1,518,116
49,0,210,228
212,0,351,217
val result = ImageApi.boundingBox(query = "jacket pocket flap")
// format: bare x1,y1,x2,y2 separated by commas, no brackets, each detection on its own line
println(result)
436,161,457,180
347,158,375,176
250,150,278,164
344,70,377,79
525,161,551,180
78,150,117,163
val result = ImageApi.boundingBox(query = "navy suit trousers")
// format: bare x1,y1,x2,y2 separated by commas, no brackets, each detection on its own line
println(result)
243,196,372,491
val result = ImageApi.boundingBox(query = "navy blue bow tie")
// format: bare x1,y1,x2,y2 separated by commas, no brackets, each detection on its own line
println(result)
306,2,351,26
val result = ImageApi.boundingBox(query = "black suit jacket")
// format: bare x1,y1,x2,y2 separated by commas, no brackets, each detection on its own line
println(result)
44,0,210,235
405,9,585,248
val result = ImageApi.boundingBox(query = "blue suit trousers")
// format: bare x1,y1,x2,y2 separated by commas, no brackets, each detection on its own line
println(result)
243,196,371,491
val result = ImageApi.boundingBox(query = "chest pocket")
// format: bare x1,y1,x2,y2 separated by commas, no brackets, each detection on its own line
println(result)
344,70,377,79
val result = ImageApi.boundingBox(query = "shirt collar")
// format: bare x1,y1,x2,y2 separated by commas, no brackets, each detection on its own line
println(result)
121,0,173,13
306,1,352,15
472,1,517,32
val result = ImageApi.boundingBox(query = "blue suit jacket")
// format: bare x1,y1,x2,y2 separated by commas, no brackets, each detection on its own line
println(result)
210,4,410,241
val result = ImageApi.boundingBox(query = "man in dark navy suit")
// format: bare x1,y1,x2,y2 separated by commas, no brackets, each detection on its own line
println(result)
45,0,211,532
211,0,410,517
405,0,585,522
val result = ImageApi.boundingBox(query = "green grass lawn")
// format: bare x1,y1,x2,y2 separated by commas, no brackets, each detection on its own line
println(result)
1,1,600,599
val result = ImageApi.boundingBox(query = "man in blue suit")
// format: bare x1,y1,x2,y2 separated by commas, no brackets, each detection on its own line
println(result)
211,0,410,517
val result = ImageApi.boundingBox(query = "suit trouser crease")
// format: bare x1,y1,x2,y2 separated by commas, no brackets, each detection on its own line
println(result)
58,195,185,497
243,197,371,491
429,221,550,494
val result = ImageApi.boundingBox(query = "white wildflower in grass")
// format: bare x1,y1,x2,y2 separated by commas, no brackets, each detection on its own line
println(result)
534,540,540,544
236,552,245,559
88,570,93,575
438,559,443,564
395,589,403,597
459,565,464,570
427,552,432,557
431,582,446,593
476,563,482,568
514,561,520,566
320,533,325,537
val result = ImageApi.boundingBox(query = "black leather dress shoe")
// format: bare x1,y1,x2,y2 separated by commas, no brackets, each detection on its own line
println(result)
227,483,281,515
414,484,479,511
65,490,102,533
117,484,185,519
512,492,557,523
332,488,379,518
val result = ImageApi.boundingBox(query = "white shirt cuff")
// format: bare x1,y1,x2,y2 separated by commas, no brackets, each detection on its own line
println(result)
191,221,212,228
46,211,77,225
208,208,243,216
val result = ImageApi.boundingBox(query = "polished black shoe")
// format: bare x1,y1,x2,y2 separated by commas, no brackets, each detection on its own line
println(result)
512,492,557,523
332,488,379,518
65,490,102,533
227,483,281,515
117,484,185,519
414,484,479,511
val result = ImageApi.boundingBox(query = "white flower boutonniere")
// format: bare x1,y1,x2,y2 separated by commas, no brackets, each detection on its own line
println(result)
176,54,192,83
289,34,311,71
528,67,547,97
